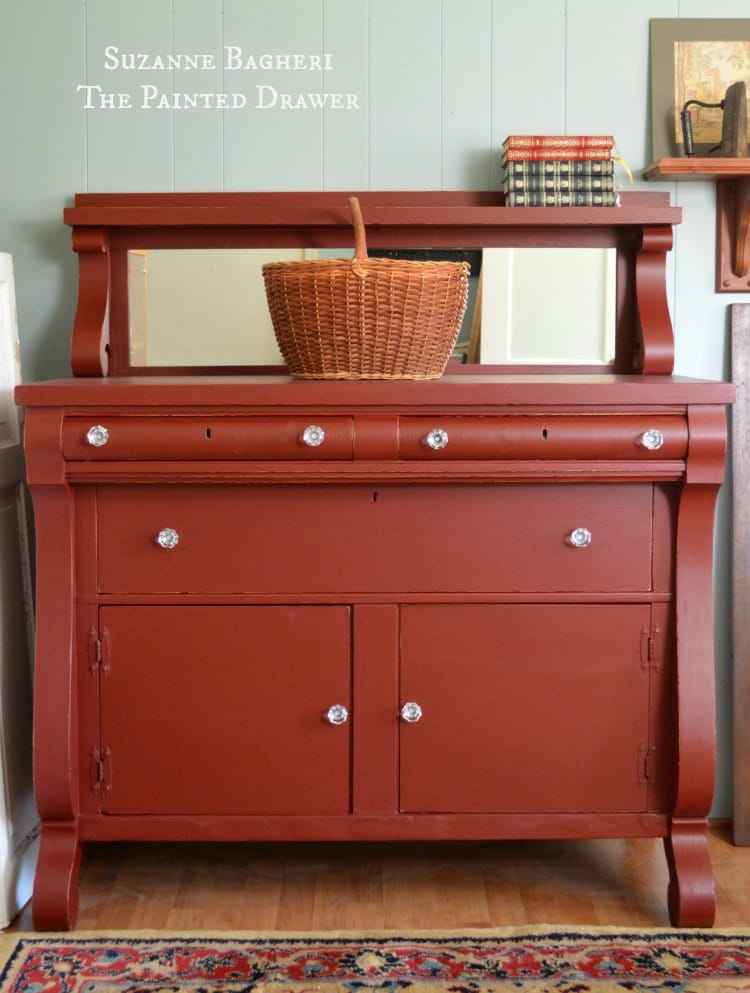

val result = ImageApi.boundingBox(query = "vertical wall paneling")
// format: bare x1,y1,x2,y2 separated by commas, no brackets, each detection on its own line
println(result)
680,0,750,14
565,0,632,152
222,0,325,191
442,0,493,190
322,0,371,192
369,0,443,190
0,0,86,380
566,0,677,171
172,0,224,191
489,0,566,147
672,183,726,378
0,0,86,194
85,0,174,192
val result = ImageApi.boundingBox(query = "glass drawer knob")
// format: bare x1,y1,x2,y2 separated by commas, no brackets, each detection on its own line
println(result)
156,528,180,549
325,704,349,725
425,428,449,450
401,701,423,723
639,428,665,451
86,425,109,447
567,527,592,549
302,424,325,447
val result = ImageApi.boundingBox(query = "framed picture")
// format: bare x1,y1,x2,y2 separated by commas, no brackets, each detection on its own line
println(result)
650,18,750,159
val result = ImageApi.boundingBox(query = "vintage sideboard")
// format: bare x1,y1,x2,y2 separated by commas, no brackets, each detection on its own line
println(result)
16,191,734,929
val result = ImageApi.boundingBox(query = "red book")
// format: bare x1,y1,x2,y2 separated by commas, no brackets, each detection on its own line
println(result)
503,134,614,150
502,147,613,161
502,134,614,161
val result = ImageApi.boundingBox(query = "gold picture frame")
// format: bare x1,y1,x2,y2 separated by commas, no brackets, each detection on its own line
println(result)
650,18,750,159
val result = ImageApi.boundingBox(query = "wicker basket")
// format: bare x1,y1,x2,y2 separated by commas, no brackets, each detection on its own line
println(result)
262,197,470,380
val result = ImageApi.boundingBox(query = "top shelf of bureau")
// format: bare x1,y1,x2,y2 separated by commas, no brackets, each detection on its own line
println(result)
65,190,679,230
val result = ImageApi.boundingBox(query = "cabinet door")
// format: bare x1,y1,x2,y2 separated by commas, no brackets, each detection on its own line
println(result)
98,606,351,815
399,604,652,813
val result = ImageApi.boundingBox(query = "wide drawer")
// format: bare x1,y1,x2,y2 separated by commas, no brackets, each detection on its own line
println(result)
97,482,655,594
398,415,688,460
63,416,354,460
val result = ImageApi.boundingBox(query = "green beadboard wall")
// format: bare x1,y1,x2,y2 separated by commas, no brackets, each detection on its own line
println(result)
0,0,746,816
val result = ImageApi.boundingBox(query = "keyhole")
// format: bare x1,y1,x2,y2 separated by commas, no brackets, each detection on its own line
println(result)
372,491,379,502
541,427,548,440
206,427,212,439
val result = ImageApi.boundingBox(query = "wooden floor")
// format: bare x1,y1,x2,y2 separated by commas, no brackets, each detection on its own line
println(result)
8,822,750,931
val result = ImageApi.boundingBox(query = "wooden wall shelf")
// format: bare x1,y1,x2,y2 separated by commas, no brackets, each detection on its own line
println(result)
644,158,750,292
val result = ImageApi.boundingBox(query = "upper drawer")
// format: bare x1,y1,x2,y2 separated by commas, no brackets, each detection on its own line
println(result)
398,415,688,460
62,416,354,460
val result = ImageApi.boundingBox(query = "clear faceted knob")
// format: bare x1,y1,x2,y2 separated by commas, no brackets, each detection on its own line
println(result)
425,428,449,450
401,701,423,723
639,428,665,451
325,704,349,725
302,424,325,447
567,527,592,549
156,527,180,549
86,424,109,447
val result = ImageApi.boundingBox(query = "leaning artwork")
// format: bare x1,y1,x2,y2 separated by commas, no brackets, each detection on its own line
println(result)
674,39,750,145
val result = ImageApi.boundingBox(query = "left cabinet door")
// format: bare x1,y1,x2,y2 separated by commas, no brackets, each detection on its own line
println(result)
97,606,351,815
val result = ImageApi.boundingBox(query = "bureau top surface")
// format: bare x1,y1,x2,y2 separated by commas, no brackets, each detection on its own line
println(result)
15,374,735,410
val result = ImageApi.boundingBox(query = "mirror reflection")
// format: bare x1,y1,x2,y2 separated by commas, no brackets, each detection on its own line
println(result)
478,247,616,365
127,247,616,368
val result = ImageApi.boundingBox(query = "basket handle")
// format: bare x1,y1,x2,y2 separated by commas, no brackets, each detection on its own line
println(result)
348,197,368,277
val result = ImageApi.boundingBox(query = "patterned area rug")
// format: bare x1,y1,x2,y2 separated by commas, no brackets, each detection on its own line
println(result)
1,928,750,992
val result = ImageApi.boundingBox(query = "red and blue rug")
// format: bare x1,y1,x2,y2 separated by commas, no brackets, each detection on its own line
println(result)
1,928,750,992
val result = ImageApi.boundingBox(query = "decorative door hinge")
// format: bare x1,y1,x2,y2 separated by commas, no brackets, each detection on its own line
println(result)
640,624,662,673
638,744,656,785
89,746,112,796
87,626,111,675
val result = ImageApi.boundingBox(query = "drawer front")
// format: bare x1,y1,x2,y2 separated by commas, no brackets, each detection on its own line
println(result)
97,482,654,594
399,415,688,460
63,416,353,460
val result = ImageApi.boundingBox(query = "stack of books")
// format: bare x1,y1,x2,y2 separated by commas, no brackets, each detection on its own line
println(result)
501,135,618,207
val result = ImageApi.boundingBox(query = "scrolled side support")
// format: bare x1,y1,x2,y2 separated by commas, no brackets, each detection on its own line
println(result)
634,226,675,375
71,226,110,376
23,408,81,929
663,404,728,926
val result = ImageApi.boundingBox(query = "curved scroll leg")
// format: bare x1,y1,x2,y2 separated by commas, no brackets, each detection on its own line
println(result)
663,818,716,927
32,822,82,931
666,410,727,927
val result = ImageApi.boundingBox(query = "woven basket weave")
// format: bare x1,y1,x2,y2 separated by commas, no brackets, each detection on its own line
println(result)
262,197,470,380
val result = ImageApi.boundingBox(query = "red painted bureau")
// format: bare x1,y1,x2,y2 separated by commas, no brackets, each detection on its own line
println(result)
16,191,734,929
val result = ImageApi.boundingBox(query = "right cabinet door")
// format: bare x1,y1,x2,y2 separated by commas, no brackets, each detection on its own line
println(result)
399,604,654,814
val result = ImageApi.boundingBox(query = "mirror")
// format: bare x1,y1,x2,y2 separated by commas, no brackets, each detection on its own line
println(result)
127,247,616,368
479,247,616,365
